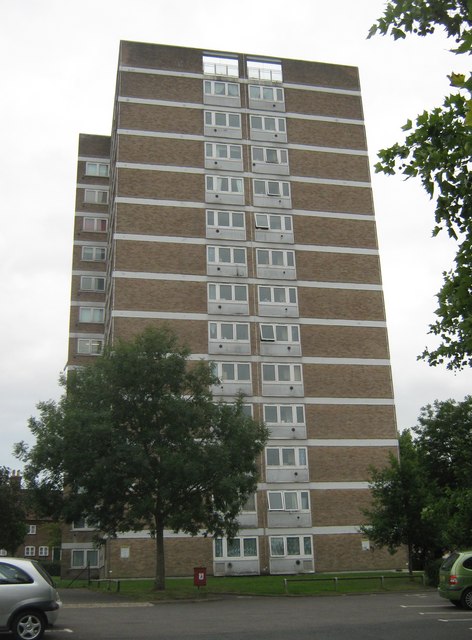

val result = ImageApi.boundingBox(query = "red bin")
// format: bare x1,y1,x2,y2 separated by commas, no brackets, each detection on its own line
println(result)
193,566,207,587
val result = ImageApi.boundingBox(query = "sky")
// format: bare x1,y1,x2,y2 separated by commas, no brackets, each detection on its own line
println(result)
1,0,471,470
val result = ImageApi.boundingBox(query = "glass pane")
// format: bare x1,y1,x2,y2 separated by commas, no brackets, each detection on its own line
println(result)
272,251,284,266
293,366,302,381
303,536,312,555
266,449,280,465
243,538,257,557
72,550,84,567
268,492,283,510
273,288,286,303
301,492,309,510
284,216,292,231
282,183,290,197
263,365,276,381
230,145,242,159
285,492,298,510
237,364,250,380
267,182,280,196
219,177,229,191
282,448,295,465
287,537,300,555
215,538,223,557
207,210,215,226
264,405,278,423
228,83,239,97
232,212,244,227
262,87,273,100
280,406,293,423
251,116,263,130
234,286,247,301
260,325,274,341
204,80,212,94
269,215,281,230
219,248,231,263
249,85,260,99
205,112,212,125
258,250,270,265
243,494,256,511
270,538,285,557
207,247,216,262
219,285,232,300
235,324,248,340
217,211,230,226
97,191,108,203
276,88,284,101
254,181,266,195
276,326,288,341
215,82,225,95
208,284,216,300
278,119,286,132
253,147,264,162
234,249,245,264
227,538,241,557
264,118,276,131
280,150,288,164
266,149,278,164
216,144,228,158
259,287,271,302
296,406,304,423
206,176,214,190
288,289,297,303
222,364,235,381
221,324,234,340
299,448,307,466
278,365,291,381
286,252,295,267
215,113,227,126
255,214,268,229
209,323,217,340
292,326,299,342
231,178,243,193
87,550,99,567
228,114,240,128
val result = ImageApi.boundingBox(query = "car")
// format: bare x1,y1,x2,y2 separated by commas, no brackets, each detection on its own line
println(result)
0,558,61,640
438,550,472,609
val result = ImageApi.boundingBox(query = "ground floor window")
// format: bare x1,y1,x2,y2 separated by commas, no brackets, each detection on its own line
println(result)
269,535,312,557
71,548,99,569
214,537,258,559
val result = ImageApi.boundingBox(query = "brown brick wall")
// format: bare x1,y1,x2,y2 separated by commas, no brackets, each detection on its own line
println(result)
112,318,208,353
310,446,397,482
314,535,407,572
287,118,367,150
300,325,390,359
293,216,378,250
120,41,204,74
113,279,207,314
303,363,394,398
78,133,110,157
285,89,364,120
115,204,205,237
120,72,202,103
117,135,203,168
283,59,360,91
307,404,397,439
115,240,205,275
118,102,203,135
290,149,370,182
296,252,381,284
117,168,204,202
292,182,374,214
298,288,386,321
311,489,372,526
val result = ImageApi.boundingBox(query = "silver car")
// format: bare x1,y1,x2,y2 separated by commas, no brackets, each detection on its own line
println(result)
0,558,61,640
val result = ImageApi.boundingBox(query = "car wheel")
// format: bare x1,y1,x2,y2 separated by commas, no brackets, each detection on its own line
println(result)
11,610,46,640
460,588,472,611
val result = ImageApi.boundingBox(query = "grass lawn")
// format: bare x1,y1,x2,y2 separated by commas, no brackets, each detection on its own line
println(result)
55,571,428,601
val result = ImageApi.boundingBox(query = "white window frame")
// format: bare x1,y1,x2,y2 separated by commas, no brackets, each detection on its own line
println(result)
206,175,244,196
24,546,35,557
207,246,246,267
252,146,288,166
78,307,105,323
204,80,240,98
203,55,239,78
269,536,313,558
38,546,49,557
204,110,241,130
212,362,251,383
81,246,106,261
249,85,284,103
209,322,250,343
71,548,99,569
256,249,295,269
206,210,245,231
77,338,103,355
205,142,242,161
262,363,302,384
266,446,307,468
27,525,37,535
268,490,310,512
82,217,108,232
80,276,106,292
214,537,258,559
84,189,108,205
247,60,283,82
250,115,286,135
85,162,109,177
260,323,299,344
258,286,297,305
0,549,7,557
208,283,248,303
253,179,290,199
263,404,305,426
255,213,292,232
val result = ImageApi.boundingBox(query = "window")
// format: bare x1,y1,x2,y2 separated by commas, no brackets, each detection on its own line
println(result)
204,80,239,98
0,562,33,584
212,362,251,382
214,537,258,558
207,246,246,267
24,546,35,557
38,546,49,557
250,115,286,134
242,493,256,512
80,276,105,292
81,246,106,261
205,111,241,130
249,85,284,102
268,490,310,511
269,536,312,558
82,217,108,232
208,283,248,303
257,249,295,268
262,363,302,383
84,189,108,204
258,286,297,305
27,525,37,535
260,324,299,343
71,549,99,569
206,175,244,195
252,146,288,166
203,55,239,77
72,518,94,530
77,338,103,355
255,213,292,232
209,322,249,342
0,549,7,557
205,142,242,161
263,404,305,426
206,210,245,230
253,179,290,198
79,307,105,323
247,60,282,82
266,447,307,467
85,162,109,177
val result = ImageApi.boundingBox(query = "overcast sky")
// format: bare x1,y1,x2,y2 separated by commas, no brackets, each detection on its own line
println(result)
1,0,471,470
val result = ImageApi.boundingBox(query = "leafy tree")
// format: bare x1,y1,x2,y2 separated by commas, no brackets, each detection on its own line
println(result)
0,467,28,555
361,431,437,572
369,1,472,370
16,327,268,590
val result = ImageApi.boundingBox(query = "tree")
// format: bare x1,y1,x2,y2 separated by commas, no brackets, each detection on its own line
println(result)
369,1,472,370
0,467,28,555
360,431,437,572
15,327,268,589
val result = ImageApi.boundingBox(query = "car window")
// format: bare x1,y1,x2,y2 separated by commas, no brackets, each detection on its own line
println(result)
0,562,34,585
462,556,472,570
33,560,54,586
441,552,460,571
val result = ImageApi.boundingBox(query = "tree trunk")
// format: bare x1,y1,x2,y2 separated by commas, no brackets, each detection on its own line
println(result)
407,540,413,576
154,520,166,590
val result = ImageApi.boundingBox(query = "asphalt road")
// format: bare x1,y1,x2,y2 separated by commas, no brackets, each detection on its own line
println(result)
34,588,472,639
